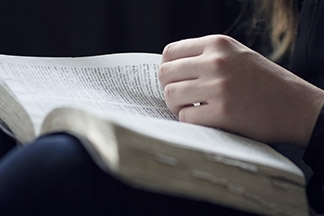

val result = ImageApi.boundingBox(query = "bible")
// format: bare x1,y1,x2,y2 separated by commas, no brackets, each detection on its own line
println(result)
0,53,308,216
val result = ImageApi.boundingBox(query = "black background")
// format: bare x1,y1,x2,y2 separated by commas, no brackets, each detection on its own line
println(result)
0,0,243,56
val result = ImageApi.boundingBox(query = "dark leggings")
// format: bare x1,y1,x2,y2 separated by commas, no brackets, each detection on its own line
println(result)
0,132,257,216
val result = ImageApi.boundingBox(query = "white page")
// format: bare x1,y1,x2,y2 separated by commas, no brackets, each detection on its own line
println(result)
0,53,176,133
102,112,303,177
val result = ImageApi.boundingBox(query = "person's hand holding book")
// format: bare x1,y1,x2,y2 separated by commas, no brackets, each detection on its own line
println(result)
159,35,324,148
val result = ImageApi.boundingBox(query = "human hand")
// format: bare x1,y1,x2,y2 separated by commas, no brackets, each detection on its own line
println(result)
159,35,324,147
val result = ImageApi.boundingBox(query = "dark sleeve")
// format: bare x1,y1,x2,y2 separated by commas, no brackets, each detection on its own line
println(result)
290,0,324,212
303,105,324,213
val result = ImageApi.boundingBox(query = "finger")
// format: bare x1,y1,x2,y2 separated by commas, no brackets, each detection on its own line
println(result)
162,37,206,62
164,80,208,115
159,56,200,88
178,104,224,128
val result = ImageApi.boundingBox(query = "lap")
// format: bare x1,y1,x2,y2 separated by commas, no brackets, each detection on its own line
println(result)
0,131,257,216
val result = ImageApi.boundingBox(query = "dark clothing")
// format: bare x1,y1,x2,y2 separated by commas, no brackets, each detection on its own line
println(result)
290,0,324,213
0,133,257,216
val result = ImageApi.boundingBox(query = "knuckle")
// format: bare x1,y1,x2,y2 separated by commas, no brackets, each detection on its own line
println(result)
164,96,179,116
202,55,228,76
162,43,175,61
163,83,177,101
178,109,188,122
208,55,227,71
208,35,234,48
166,103,179,116
158,63,168,83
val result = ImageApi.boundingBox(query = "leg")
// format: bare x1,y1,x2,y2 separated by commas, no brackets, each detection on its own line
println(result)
0,133,114,216
0,133,258,216
0,129,16,159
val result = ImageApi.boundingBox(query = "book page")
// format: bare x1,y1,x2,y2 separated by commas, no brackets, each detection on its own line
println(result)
100,112,303,177
0,53,176,134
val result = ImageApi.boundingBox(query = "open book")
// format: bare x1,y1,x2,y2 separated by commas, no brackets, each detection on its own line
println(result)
0,53,308,216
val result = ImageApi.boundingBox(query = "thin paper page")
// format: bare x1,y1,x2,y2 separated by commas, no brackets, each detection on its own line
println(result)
104,112,303,177
0,53,176,133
